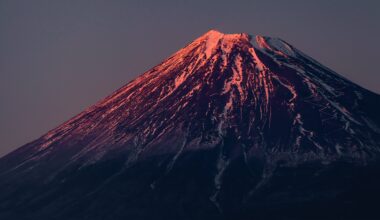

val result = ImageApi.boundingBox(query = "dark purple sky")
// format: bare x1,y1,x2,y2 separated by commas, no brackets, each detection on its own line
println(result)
1,0,379,156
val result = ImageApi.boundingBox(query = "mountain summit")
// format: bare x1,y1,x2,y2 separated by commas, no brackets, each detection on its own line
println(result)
1,30,380,220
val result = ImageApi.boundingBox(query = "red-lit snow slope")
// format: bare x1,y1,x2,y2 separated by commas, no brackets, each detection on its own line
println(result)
1,30,380,220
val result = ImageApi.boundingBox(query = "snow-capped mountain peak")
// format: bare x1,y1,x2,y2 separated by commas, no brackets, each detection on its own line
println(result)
1,29,380,220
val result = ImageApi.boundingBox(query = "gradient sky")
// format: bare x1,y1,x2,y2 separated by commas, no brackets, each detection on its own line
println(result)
1,0,379,156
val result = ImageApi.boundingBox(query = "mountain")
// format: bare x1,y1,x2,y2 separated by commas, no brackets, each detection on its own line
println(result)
1,30,380,220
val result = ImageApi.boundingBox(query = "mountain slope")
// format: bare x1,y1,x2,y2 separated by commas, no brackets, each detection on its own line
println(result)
1,30,380,220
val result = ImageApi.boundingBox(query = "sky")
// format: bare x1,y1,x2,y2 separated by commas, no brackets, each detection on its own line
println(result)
0,0,379,156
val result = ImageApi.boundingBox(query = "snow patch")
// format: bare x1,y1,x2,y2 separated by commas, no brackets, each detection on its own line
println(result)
254,35,296,57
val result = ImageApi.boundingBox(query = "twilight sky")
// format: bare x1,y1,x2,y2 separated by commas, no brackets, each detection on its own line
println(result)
0,0,379,156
